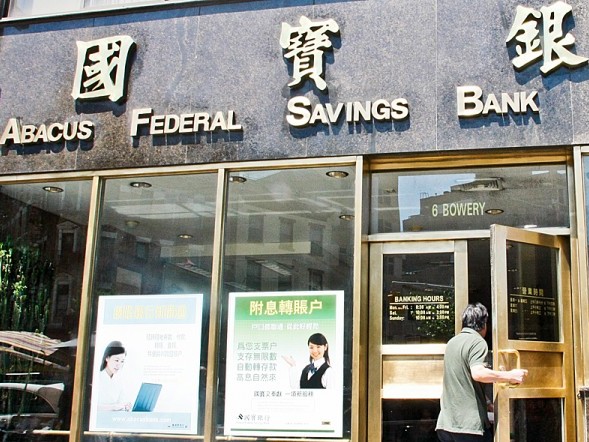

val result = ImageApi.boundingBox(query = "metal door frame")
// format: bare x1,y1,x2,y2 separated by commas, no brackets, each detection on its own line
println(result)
491,224,575,441
367,240,469,441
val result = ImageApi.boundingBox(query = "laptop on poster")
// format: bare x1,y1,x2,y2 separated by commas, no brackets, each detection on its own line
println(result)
131,383,162,412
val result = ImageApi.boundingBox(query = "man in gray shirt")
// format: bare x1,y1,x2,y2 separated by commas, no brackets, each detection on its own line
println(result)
436,303,528,441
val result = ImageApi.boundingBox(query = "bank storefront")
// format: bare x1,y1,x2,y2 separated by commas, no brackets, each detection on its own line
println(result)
1,1,589,441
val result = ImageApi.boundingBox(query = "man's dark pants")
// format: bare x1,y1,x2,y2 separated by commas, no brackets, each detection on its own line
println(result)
437,428,493,442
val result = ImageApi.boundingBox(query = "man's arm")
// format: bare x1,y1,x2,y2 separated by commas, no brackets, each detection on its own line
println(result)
471,364,528,384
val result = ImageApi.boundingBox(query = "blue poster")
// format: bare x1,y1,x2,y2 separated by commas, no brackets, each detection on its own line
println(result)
89,294,203,434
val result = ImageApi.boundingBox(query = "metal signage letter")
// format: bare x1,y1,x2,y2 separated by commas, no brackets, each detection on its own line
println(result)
72,35,136,102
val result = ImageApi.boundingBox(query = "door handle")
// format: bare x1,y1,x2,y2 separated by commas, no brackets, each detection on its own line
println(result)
498,349,521,369
498,349,521,388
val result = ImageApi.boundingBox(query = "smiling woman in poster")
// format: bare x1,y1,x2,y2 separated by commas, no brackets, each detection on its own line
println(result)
283,333,334,389
96,340,132,411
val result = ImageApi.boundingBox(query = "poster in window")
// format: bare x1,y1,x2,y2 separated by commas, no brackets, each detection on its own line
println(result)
89,294,203,434
224,291,344,437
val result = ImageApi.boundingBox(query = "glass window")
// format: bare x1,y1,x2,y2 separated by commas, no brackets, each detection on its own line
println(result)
0,180,91,437
506,241,559,342
7,0,176,18
83,174,217,438
8,0,81,17
85,0,156,6
219,166,355,439
510,399,563,441
371,164,568,233
382,252,455,345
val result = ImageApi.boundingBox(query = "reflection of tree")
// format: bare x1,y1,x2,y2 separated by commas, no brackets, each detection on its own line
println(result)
0,238,56,391
0,238,54,332
417,290,455,342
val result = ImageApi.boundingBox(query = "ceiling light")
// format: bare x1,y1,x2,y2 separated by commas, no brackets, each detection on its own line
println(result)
125,220,139,228
339,214,354,221
42,186,63,193
326,170,349,178
229,176,247,183
178,233,193,239
485,208,504,215
130,181,152,188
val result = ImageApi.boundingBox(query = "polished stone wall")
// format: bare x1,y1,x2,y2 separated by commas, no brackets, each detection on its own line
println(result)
0,0,588,175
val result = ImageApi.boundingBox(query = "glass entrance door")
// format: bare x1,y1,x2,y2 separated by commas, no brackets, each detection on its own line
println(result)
368,241,469,441
490,225,575,441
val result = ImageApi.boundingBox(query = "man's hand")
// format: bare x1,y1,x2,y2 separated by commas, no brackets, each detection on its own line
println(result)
507,369,528,384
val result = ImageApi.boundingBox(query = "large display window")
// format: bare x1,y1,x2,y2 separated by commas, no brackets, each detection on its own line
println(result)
0,180,92,440
83,174,217,438
218,166,356,439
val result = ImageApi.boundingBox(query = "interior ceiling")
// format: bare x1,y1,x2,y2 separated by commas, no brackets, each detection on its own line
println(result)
0,167,357,244
0,164,565,243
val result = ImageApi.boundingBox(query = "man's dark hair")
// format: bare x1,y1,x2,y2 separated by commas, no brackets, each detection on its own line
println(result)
461,303,488,331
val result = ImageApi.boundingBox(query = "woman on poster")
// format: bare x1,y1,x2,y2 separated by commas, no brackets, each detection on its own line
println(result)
95,340,132,411
283,332,334,389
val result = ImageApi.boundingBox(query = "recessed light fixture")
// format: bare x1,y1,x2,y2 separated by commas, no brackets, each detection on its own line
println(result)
523,224,538,229
485,208,504,215
326,170,349,179
130,181,152,188
339,214,354,221
178,233,193,239
42,186,63,193
229,176,247,183
125,220,139,228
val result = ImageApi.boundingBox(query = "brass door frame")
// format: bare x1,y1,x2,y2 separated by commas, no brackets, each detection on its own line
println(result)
491,224,575,441
367,240,469,441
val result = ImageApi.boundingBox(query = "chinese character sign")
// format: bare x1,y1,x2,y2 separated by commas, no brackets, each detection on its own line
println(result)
89,294,203,434
506,1,588,74
72,35,136,102
224,291,344,438
280,16,340,91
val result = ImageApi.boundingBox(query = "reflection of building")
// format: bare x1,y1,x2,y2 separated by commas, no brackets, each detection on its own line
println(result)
0,190,87,341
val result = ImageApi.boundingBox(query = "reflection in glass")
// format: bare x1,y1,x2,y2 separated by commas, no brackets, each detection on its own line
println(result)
382,399,439,442
382,253,454,344
219,166,355,437
371,164,568,233
510,398,562,441
86,174,217,435
506,242,559,342
0,180,91,435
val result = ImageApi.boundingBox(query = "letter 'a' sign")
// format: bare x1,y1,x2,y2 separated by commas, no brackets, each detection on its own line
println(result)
72,35,136,103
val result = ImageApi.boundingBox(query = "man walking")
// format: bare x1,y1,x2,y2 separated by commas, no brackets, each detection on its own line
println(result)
436,303,528,441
